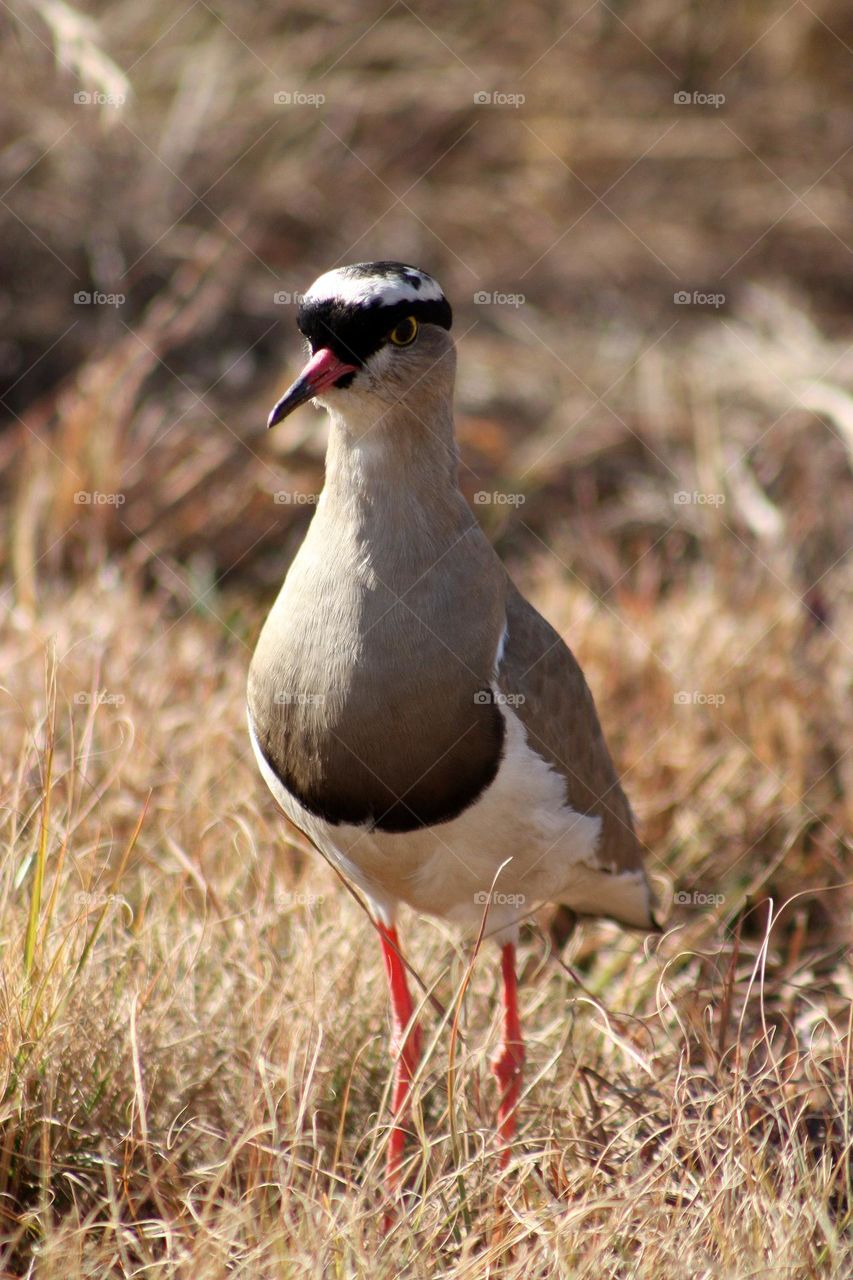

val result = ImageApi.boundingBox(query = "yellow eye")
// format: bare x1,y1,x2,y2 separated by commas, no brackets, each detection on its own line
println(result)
389,316,418,346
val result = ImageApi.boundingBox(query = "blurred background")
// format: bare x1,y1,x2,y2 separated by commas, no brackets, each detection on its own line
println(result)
1,0,852,960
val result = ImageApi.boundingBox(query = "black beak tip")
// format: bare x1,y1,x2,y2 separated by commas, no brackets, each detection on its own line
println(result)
267,376,312,429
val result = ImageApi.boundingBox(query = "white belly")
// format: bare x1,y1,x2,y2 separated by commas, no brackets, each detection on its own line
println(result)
249,704,652,941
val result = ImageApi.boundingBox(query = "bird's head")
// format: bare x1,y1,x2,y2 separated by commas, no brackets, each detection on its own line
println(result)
267,261,454,430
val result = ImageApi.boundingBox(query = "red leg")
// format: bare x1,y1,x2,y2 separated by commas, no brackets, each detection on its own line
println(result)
378,922,422,1188
492,942,524,1167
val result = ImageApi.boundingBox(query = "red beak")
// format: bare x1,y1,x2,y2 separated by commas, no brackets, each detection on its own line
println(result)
267,347,358,428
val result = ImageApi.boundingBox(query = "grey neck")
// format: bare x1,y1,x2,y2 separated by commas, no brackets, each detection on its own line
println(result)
319,397,471,554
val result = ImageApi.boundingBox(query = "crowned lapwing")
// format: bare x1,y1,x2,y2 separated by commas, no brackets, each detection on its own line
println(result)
248,261,656,1190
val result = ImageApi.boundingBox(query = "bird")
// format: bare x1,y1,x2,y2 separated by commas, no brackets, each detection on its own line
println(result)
247,260,657,1192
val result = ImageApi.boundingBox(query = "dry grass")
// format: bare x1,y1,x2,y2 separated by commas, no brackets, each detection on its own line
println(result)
2,498,850,1274
2,0,852,1275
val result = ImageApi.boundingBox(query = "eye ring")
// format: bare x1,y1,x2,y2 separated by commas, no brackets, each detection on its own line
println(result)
388,316,418,347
